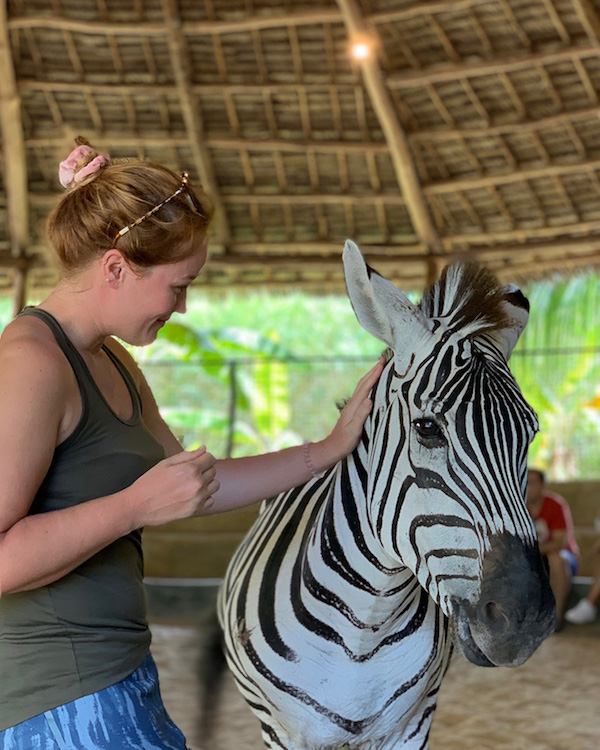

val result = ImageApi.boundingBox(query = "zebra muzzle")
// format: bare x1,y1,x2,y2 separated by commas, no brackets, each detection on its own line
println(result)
450,533,555,667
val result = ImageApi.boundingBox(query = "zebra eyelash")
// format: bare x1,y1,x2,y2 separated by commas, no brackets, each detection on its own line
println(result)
412,417,447,448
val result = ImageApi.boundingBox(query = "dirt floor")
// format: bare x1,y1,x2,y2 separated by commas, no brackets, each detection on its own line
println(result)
150,619,600,750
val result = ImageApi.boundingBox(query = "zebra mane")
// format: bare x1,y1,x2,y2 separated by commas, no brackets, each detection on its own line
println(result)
419,262,509,337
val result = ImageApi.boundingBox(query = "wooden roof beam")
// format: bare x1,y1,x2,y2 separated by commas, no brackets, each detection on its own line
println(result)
425,155,600,194
17,102,600,152
159,0,231,250
494,253,600,280
409,106,600,141
0,254,32,270
573,0,600,45
207,237,600,265
22,235,600,265
22,258,600,294
17,80,364,94
445,220,600,249
25,191,408,209
198,247,600,289
387,45,599,88
8,9,343,36
369,0,491,25
10,11,600,94
8,2,497,36
336,0,441,270
16,80,600,136
11,238,600,292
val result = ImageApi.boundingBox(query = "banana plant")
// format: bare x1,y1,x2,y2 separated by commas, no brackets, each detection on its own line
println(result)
511,274,600,479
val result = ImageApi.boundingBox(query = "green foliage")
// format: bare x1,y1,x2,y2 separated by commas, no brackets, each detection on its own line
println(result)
0,297,14,328
246,359,291,438
180,291,383,358
132,319,301,455
512,274,600,479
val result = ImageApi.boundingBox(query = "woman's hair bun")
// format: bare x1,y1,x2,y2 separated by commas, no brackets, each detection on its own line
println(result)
58,136,111,189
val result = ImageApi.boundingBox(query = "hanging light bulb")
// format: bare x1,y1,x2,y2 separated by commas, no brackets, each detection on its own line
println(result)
350,34,374,62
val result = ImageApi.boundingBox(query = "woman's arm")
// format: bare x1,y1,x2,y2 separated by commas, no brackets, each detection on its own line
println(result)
210,358,385,512
0,447,217,594
130,344,385,515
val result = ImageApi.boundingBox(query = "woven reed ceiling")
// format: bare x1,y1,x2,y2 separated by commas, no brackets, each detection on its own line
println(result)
3,0,600,296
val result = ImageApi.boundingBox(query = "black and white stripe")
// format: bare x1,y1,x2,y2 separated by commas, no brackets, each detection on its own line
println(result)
218,242,555,750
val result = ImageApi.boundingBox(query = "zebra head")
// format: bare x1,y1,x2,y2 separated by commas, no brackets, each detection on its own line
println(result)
343,240,554,668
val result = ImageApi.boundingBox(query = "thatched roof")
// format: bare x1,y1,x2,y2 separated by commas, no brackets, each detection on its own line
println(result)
3,0,600,303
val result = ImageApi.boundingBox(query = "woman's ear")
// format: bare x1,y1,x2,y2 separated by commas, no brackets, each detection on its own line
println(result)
101,249,127,285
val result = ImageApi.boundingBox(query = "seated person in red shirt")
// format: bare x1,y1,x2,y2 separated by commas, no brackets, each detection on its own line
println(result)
526,468,580,629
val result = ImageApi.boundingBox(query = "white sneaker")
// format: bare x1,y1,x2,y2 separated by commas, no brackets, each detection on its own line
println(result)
565,598,598,625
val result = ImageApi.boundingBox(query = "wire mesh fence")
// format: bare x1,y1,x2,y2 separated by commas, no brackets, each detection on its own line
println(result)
144,347,600,481
144,356,372,458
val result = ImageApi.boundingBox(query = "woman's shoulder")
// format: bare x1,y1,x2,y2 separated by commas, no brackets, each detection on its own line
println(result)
0,314,73,384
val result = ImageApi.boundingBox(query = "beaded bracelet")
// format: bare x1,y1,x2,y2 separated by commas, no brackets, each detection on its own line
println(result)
302,441,325,479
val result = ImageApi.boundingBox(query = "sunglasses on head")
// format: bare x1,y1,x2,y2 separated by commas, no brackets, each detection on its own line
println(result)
113,172,204,244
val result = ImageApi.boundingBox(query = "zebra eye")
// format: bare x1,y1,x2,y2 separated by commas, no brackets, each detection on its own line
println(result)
413,418,445,447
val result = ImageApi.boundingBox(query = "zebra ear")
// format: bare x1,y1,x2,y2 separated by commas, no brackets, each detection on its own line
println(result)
343,240,431,356
486,285,530,361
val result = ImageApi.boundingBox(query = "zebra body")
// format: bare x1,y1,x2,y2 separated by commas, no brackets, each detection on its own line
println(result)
218,241,555,749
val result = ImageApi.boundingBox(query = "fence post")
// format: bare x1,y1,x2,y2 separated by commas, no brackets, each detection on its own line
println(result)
226,361,237,458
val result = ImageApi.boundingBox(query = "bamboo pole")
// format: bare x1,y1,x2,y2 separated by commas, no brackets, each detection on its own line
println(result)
0,0,30,311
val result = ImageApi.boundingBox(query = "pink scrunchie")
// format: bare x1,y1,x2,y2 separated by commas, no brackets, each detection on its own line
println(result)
59,144,110,189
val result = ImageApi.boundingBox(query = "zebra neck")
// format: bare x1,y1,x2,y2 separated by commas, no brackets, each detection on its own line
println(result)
300,451,423,634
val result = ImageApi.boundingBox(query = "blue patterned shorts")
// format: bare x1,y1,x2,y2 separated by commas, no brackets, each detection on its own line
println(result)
0,653,190,750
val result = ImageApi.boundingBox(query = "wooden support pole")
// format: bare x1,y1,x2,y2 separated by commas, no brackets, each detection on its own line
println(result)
0,2,29,264
12,267,27,318
336,0,442,260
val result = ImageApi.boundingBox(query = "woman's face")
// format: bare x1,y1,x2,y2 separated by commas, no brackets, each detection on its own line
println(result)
118,244,207,346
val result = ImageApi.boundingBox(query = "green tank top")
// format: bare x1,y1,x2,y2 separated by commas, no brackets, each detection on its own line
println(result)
0,308,166,730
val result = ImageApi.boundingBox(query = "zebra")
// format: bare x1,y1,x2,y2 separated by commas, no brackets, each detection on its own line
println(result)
216,240,555,750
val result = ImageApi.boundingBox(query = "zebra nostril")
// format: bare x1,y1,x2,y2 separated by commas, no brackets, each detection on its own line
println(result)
483,601,510,633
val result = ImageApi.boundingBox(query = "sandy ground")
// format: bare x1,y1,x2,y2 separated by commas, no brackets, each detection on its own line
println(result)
150,619,600,750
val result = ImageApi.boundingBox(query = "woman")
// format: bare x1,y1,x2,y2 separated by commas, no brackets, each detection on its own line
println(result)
0,139,384,748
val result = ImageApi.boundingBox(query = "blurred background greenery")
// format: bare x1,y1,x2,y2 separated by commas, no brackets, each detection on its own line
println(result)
3,272,600,480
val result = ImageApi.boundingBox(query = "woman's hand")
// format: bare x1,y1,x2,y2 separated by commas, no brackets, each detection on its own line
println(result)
310,357,386,471
127,446,220,527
